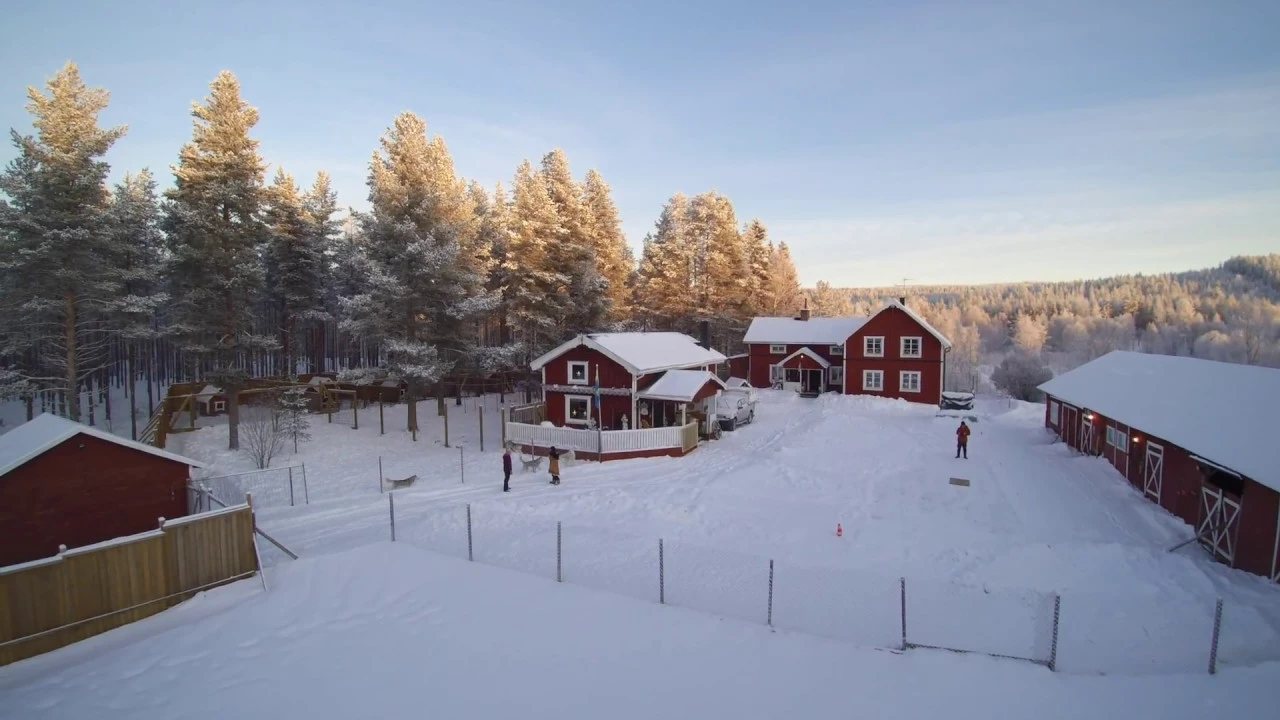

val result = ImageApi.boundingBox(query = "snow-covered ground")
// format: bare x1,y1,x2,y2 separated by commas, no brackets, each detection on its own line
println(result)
2,542,1277,720
155,390,1280,675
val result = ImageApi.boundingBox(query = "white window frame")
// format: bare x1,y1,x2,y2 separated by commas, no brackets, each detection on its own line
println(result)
1049,400,1060,426
567,360,589,385
829,344,844,356
769,344,787,355
565,395,590,425
1107,425,1128,449
862,370,883,391
829,366,844,385
212,399,226,412
863,336,884,357
769,364,783,382
784,368,801,384
900,336,922,358
899,371,921,393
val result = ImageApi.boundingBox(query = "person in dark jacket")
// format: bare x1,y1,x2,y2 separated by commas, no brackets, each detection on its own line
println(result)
548,446,561,485
502,446,513,492
956,421,971,459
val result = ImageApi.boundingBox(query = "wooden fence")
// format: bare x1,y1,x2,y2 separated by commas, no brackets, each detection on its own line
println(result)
505,421,699,459
0,502,260,667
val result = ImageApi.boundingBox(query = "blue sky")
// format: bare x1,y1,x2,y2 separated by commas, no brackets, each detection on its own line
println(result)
2,0,1278,286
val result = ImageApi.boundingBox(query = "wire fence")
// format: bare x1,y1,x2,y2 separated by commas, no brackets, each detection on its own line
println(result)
366,497,1275,676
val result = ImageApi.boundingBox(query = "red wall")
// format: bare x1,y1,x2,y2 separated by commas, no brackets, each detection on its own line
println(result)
843,307,944,404
0,434,191,566
746,343,844,388
726,355,749,380
544,345,634,430
1237,482,1280,578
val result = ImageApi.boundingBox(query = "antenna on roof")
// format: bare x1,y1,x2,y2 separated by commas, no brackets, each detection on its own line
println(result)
898,278,912,307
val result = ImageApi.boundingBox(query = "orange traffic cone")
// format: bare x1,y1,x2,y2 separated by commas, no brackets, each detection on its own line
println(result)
836,523,843,537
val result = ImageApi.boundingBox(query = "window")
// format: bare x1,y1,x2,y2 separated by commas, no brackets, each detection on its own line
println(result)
864,336,884,357
784,368,801,383
769,364,783,382
567,361,588,385
829,366,844,386
862,370,883,391
1049,400,1060,426
829,344,844,356
769,344,787,355
900,336,922,358
566,396,590,424
212,399,225,412
899,371,921,393
1106,425,1128,449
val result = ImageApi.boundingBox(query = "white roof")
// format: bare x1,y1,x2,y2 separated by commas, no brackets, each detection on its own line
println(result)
196,384,222,405
725,377,751,388
778,347,831,369
531,333,726,375
1038,351,1280,492
743,316,867,345
637,370,726,402
0,413,205,478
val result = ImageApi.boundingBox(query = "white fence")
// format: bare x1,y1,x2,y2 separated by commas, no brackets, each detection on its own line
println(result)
506,422,692,455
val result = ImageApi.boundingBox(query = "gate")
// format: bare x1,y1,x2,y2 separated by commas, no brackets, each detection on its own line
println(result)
1197,485,1241,564
1143,442,1164,504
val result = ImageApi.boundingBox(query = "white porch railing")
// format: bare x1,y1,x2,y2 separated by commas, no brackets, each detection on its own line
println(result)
505,422,696,455
599,425,684,453
506,423,601,452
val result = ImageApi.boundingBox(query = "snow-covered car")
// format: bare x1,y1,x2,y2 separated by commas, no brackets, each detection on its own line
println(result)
716,391,755,431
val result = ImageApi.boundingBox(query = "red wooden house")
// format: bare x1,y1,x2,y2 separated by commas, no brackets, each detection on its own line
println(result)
1040,351,1280,583
742,299,951,405
0,414,206,567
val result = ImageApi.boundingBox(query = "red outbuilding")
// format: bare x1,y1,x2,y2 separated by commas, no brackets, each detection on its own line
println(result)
742,298,951,404
0,413,205,567
1039,351,1280,583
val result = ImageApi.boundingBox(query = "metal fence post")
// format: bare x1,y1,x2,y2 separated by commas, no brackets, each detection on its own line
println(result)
466,503,474,562
767,559,774,627
378,456,384,494
1209,597,1224,675
1049,593,1061,672
556,521,562,583
479,409,484,453
389,492,396,542
460,446,465,484
288,466,295,506
301,463,309,504
659,538,665,605
899,577,908,650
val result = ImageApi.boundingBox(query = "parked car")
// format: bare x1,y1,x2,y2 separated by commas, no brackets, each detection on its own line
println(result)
716,390,756,431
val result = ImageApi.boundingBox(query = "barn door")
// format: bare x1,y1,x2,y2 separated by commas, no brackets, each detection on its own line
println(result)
1143,442,1164,503
1061,406,1076,445
1272,504,1280,583
1079,414,1095,455
1197,485,1242,564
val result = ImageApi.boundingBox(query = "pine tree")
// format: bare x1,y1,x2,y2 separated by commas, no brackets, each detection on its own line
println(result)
741,219,773,316
768,241,803,315
508,158,568,353
687,191,747,339
582,169,634,325
473,182,523,373
339,112,495,434
0,62,126,422
807,281,854,316
541,149,607,333
634,193,696,330
278,380,311,453
265,168,329,374
163,70,275,450
302,171,341,371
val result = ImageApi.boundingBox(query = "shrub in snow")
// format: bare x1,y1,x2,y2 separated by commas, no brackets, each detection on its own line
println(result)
241,402,287,469
279,382,312,453
992,351,1054,402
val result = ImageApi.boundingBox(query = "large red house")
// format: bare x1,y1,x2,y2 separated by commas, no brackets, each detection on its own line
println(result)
1039,351,1280,582
531,332,727,431
0,413,205,567
742,299,951,404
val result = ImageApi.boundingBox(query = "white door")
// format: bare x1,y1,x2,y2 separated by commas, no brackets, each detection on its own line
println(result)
1143,442,1164,504
1080,414,1095,455
1197,485,1242,564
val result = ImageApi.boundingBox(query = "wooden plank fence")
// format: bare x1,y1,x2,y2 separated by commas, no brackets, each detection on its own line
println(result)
0,502,260,667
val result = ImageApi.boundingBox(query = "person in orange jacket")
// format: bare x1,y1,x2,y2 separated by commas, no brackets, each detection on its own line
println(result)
956,421,971,459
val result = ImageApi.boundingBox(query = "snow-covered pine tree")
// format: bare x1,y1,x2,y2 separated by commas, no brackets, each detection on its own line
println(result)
741,219,773,316
581,169,635,325
0,62,126,422
339,112,495,435
633,193,696,331
163,71,276,450
302,171,341,371
768,241,803,316
472,182,524,377
265,169,330,374
540,149,608,335
278,380,311,453
807,281,854,317
508,159,568,354
687,191,748,342
107,169,168,439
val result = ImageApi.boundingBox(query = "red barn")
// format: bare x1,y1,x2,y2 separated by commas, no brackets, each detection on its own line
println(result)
1040,351,1280,583
742,298,951,404
0,414,205,567
531,332,727,430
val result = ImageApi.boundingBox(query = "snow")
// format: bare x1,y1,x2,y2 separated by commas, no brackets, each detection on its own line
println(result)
2,542,1277,720
777,346,831,368
726,376,751,388
743,315,867,345
61,529,167,557
1038,351,1280,492
637,370,724,402
0,413,205,478
532,332,726,375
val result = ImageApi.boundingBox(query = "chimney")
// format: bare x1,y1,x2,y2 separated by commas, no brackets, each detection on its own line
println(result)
698,320,710,349
798,298,811,322
898,296,907,306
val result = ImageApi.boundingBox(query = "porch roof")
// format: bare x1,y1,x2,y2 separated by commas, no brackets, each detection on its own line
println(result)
636,370,726,403
777,347,830,369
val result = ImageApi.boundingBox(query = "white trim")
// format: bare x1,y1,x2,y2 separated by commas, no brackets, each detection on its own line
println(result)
863,370,884,391
565,396,591,425
769,364,783,382
900,336,923,359
212,399,226,413
775,347,831,369
769,344,787,355
899,370,922,393
0,413,204,479
863,336,884,357
828,344,844,356
1144,442,1164,504
567,360,589,385
1049,400,1060,426
1106,425,1128,449
829,366,844,386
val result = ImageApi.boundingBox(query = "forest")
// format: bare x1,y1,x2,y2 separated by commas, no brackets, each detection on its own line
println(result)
2,63,1277,444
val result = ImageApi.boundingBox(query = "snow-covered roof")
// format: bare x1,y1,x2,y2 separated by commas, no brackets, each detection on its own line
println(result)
196,384,223,405
743,316,867,345
1038,351,1280,492
725,377,751,388
637,370,726,402
531,333,727,375
778,347,831,369
0,413,205,478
